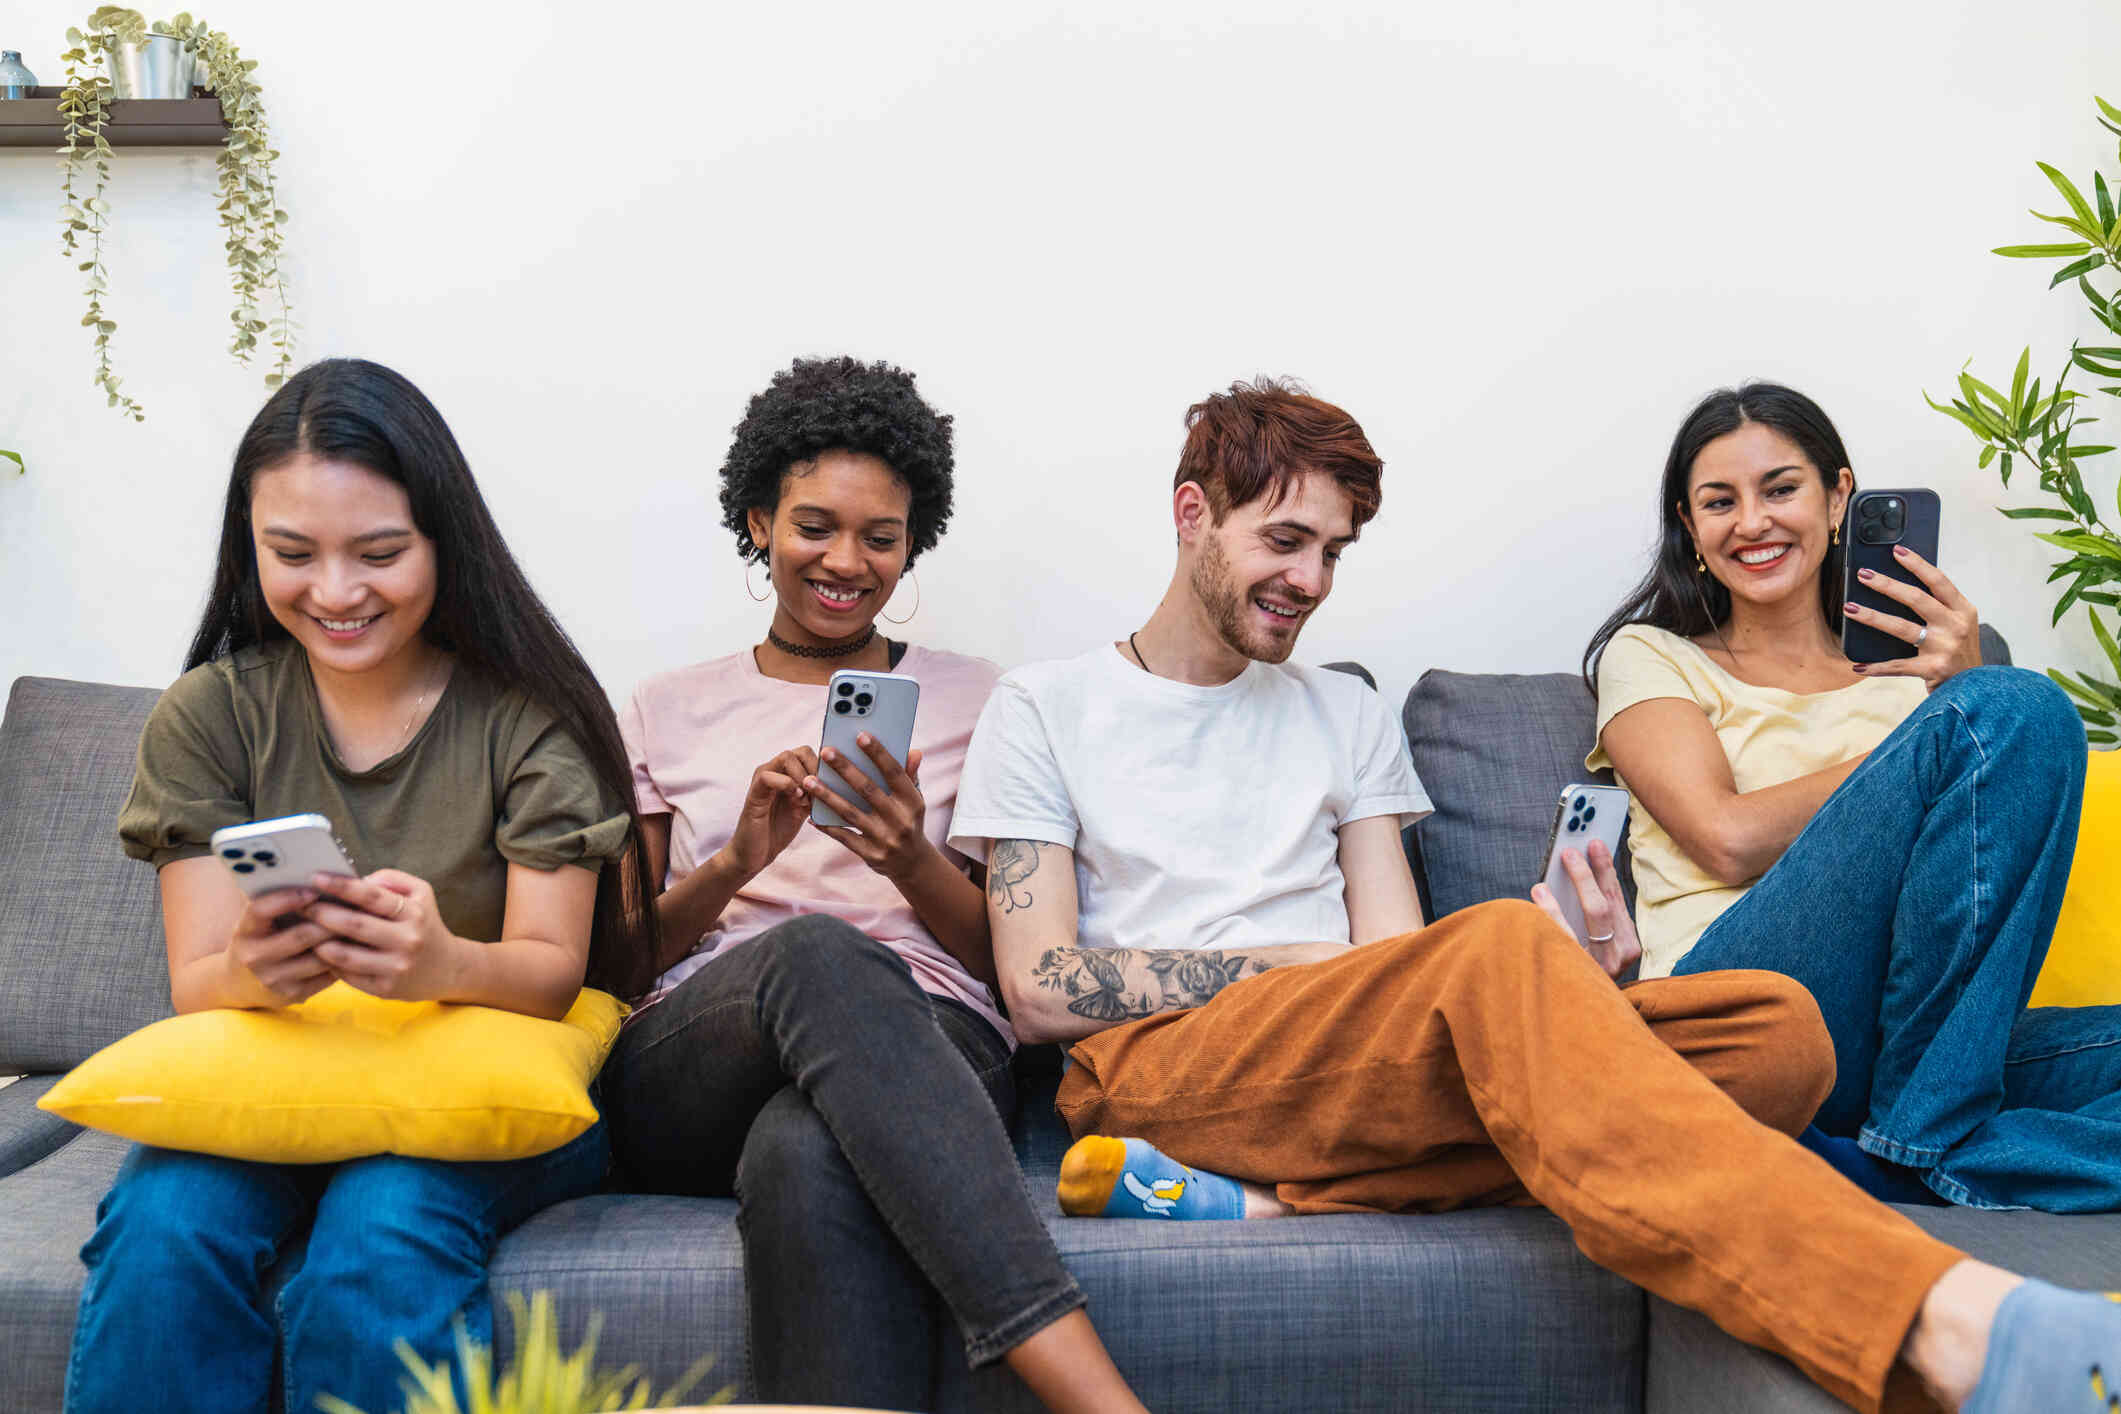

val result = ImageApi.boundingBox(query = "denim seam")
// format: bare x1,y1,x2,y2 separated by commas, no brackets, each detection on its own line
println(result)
616,995,762,1076
1850,693,1992,1162
2004,1033,2121,1065
961,1282,1089,1369
1920,1165,2029,1211
1855,1125,1946,1167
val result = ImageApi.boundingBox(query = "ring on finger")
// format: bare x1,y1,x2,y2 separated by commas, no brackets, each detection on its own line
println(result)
1587,931,1616,943
1913,625,1929,648
389,895,406,920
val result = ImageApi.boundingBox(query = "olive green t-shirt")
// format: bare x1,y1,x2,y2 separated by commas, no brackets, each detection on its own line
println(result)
117,640,629,944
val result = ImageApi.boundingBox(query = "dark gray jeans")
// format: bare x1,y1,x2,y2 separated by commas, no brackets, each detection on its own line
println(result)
602,914,1085,1406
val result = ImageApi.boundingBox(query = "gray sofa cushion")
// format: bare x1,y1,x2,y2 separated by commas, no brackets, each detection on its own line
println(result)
0,678,171,1073
0,1076,78,1179
0,1128,131,1413
1402,670,1634,922
492,1194,750,1400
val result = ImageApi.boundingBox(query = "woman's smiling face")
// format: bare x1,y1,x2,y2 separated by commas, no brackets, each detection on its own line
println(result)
250,451,439,674
1684,421,1851,613
747,449,912,642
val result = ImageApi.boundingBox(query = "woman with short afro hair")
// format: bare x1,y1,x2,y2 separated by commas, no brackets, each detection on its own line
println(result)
602,356,1146,1412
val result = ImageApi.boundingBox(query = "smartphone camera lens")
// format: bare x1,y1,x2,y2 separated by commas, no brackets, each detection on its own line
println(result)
833,700,852,715
836,682,854,697
220,847,244,859
254,852,277,866
855,692,873,708
1857,496,1905,546
231,861,255,873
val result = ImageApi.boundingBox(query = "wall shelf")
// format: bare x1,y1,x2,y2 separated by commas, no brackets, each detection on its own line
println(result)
0,86,226,148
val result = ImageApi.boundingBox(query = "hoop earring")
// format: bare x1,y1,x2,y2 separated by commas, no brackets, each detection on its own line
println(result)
745,556,771,603
881,569,920,625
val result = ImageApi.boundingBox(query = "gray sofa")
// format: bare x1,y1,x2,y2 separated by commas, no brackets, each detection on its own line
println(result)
2,650,2117,1413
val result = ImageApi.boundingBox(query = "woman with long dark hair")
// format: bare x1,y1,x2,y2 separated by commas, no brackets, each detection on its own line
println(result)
603,356,1145,1413
68,358,656,1414
1584,381,2121,1212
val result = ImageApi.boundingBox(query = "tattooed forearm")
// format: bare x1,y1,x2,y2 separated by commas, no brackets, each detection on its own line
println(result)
987,838,1042,915
1030,946,1272,1022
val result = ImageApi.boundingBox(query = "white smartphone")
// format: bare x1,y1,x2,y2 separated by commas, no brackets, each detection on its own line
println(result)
812,670,921,831
209,813,358,898
1539,784,1630,945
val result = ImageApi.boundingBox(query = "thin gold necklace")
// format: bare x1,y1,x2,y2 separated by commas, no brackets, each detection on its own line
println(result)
388,662,444,756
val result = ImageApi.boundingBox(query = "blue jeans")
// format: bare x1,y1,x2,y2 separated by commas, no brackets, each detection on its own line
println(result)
1674,667,2121,1211
65,1121,608,1414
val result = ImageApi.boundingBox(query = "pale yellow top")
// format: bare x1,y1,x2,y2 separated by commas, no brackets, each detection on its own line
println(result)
1586,623,1925,979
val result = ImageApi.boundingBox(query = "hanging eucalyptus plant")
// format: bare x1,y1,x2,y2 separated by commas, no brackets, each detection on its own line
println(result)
57,6,294,420
1927,96,2121,745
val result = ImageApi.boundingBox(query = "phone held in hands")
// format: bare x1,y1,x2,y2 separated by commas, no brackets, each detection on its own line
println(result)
1540,784,1629,945
1840,488,1942,665
812,670,921,831
208,814,357,898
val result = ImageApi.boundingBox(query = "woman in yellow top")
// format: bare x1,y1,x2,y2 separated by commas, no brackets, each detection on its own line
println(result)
1585,381,2121,1213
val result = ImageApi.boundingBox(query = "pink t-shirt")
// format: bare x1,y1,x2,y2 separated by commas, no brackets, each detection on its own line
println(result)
620,644,1011,1045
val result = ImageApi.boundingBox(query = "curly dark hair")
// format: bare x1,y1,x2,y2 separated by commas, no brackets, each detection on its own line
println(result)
718,356,956,568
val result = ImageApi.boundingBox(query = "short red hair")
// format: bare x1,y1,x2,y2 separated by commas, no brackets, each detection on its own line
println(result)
1176,379,1383,528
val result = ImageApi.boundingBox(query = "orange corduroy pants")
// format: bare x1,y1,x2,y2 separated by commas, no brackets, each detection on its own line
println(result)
1055,900,1966,1414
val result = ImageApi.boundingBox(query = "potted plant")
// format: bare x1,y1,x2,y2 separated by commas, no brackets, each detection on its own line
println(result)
57,6,294,420
315,1290,731,1414
1927,95,2121,747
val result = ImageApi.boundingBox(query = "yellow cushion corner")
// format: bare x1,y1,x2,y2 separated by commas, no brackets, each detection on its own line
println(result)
2030,748,2121,1008
38,982,628,1163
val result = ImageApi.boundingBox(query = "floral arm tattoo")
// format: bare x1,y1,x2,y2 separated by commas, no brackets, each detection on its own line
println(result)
1032,946,1273,1022
988,842,1272,1021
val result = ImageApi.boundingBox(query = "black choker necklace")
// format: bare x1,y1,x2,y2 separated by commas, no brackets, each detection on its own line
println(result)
767,626,877,660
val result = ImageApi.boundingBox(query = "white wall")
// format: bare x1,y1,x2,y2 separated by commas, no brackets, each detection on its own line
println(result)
4,0,2119,714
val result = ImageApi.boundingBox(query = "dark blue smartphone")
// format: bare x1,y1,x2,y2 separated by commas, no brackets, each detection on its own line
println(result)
1840,488,1942,664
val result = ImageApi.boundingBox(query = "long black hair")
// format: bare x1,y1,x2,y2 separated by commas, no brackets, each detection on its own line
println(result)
1582,382,1853,693
186,358,660,1000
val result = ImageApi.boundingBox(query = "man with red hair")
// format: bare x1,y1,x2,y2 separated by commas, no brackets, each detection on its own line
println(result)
950,378,2120,1414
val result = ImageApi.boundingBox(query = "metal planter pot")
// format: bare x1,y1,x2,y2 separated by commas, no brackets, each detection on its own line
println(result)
107,33,192,100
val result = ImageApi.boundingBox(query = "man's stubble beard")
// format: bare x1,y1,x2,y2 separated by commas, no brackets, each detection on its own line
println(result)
1190,532,1300,666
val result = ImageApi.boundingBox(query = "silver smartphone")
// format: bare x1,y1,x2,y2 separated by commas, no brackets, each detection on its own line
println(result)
812,670,921,831
208,814,358,897
1539,784,1630,944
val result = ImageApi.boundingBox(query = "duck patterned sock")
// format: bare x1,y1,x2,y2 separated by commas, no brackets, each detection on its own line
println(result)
1057,1135,1247,1220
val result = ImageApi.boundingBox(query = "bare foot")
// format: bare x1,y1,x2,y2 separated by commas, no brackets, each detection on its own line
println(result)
1899,1259,2025,1409
1240,1180,1294,1218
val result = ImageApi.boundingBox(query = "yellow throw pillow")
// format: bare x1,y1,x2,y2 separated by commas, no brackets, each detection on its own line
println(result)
39,982,628,1163
2031,748,2121,1008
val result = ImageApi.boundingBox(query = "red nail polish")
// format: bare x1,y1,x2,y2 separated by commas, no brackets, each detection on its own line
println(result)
1845,601,1861,614
1894,544,1910,557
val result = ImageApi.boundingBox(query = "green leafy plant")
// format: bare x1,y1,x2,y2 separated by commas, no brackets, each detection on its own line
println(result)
57,6,294,421
1927,95,2121,746
0,450,22,475
315,1290,731,1414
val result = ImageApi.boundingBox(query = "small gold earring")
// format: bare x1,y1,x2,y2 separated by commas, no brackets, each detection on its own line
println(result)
1831,522,1841,548
1695,549,1707,574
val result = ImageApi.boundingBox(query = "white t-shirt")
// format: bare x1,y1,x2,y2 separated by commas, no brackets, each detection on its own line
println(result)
949,645,1432,953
